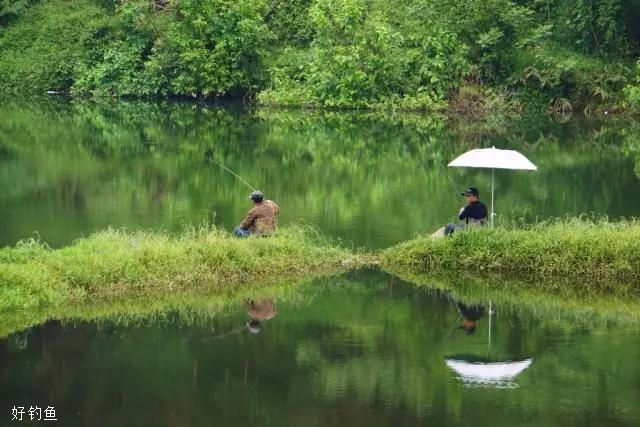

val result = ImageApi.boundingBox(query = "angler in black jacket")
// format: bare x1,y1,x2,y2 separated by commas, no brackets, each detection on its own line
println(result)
444,187,488,236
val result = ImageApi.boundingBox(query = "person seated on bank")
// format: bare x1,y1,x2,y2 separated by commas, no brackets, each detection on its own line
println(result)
444,186,488,236
234,190,279,237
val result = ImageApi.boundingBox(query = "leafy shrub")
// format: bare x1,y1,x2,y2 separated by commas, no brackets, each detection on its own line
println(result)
73,0,270,98
259,0,468,109
549,0,636,56
510,44,631,108
0,0,109,94
0,0,34,25
265,0,315,47
623,61,640,110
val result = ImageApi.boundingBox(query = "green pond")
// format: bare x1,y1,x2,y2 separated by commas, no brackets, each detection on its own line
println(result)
2,270,640,426
2,98,640,248
2,99,640,425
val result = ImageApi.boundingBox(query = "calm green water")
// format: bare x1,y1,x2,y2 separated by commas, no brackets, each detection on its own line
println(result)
1,98,640,249
2,99,640,425
2,270,640,426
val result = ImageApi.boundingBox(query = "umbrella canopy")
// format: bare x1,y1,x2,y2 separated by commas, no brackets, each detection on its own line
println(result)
448,147,537,226
446,358,533,388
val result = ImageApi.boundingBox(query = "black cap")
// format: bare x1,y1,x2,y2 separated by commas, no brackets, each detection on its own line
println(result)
461,187,479,197
249,191,264,201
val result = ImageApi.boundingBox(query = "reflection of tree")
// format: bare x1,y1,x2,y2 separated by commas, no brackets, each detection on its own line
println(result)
623,124,640,178
2,271,640,425
0,98,637,248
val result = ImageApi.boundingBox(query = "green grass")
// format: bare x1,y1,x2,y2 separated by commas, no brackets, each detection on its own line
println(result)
382,218,640,282
5,218,640,337
0,225,364,313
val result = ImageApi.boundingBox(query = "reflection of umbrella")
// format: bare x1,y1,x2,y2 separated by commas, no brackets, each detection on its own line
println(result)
448,147,537,226
445,301,533,388
445,358,533,388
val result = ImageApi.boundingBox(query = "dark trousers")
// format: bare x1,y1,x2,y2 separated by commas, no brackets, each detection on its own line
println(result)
234,227,251,238
444,223,465,236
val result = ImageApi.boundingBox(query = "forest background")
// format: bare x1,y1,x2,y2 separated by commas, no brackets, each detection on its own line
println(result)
2,0,640,114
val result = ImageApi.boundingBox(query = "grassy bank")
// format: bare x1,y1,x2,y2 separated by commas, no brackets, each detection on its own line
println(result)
4,218,640,335
382,219,640,282
0,225,365,313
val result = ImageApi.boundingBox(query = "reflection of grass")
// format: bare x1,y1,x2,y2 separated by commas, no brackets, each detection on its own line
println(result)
388,270,640,326
0,225,363,315
382,219,640,282
0,275,319,339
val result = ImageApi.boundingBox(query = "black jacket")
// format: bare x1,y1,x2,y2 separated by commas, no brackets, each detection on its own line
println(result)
458,201,488,224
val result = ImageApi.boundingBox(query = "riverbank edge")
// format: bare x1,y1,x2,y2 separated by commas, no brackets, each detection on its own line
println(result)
0,226,370,313
3,220,640,337
380,220,640,283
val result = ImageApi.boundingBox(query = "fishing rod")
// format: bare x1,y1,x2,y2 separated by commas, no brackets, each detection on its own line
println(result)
437,161,463,211
209,158,257,192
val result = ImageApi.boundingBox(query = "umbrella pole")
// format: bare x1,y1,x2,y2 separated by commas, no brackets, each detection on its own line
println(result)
488,300,492,354
491,168,495,227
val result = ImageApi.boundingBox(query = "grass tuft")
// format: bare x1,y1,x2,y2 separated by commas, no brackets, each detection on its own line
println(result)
0,225,359,312
382,218,640,283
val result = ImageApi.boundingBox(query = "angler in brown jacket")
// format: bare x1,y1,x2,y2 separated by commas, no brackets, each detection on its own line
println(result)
234,190,279,237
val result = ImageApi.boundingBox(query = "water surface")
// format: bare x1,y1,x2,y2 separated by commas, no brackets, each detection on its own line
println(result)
2,100,640,426
2,271,639,426
1,99,639,248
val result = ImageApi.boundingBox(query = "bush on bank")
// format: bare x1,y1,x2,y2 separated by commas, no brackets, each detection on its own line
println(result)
381,219,640,282
0,226,358,312
1,0,640,111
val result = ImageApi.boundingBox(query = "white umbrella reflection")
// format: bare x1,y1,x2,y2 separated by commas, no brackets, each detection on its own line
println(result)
445,358,533,388
445,301,533,388
448,147,537,226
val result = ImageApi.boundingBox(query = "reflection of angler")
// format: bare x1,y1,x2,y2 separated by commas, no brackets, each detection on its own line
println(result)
202,299,278,340
244,299,277,335
446,300,534,388
457,302,485,335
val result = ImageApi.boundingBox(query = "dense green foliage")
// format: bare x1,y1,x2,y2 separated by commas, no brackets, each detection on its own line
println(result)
259,0,468,108
382,219,640,282
1,0,639,110
0,225,358,312
0,0,108,94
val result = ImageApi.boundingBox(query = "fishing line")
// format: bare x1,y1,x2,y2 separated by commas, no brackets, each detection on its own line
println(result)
441,313,463,343
209,158,257,192
437,161,462,211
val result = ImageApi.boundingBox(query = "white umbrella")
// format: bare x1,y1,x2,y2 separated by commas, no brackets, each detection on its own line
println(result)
448,147,537,226
445,358,533,388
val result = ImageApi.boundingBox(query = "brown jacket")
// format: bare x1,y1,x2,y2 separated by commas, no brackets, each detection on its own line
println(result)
239,200,279,235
